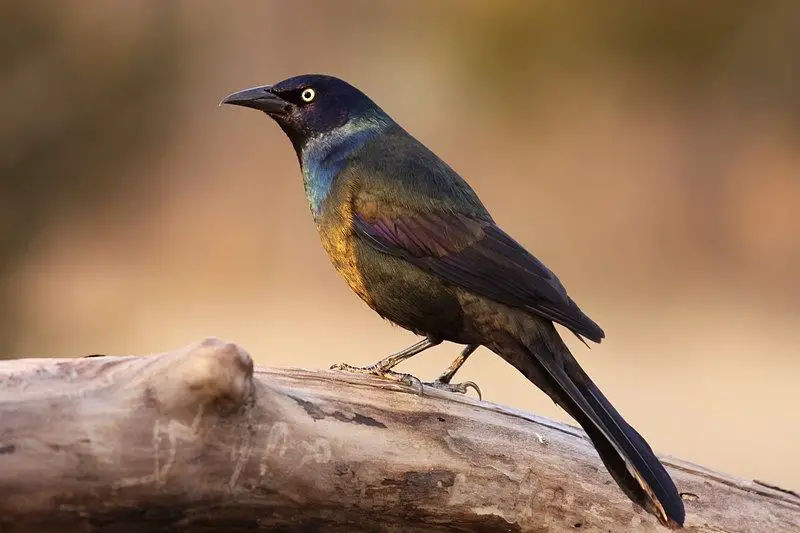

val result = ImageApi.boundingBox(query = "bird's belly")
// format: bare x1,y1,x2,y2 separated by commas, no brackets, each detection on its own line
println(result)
352,242,468,341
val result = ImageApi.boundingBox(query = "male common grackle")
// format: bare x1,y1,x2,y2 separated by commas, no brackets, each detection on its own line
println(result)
222,74,685,528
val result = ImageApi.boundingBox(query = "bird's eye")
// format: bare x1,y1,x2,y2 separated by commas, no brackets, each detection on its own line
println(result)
301,88,316,103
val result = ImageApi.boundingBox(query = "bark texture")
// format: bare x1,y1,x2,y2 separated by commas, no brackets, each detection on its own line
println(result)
0,338,797,532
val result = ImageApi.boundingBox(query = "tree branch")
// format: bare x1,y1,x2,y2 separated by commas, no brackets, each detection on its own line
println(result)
0,338,797,532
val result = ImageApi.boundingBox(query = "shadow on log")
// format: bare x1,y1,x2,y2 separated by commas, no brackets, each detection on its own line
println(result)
0,338,798,532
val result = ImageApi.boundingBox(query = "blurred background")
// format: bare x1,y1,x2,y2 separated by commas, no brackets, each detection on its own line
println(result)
2,1,798,490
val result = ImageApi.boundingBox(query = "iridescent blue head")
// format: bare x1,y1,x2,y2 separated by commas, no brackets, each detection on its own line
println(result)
221,74,389,156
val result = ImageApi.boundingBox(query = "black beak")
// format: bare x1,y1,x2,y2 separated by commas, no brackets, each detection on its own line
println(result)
220,85,291,116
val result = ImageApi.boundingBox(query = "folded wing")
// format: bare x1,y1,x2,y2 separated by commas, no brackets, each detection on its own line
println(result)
354,211,604,343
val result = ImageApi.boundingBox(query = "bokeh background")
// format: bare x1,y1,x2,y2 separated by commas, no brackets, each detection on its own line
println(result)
2,1,798,490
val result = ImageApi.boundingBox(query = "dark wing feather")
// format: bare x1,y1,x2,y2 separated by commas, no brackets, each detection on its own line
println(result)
354,211,605,343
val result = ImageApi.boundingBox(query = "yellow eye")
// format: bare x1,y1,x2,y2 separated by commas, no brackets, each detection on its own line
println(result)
301,88,316,103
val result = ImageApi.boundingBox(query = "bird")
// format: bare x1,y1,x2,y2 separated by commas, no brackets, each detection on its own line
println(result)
221,74,685,528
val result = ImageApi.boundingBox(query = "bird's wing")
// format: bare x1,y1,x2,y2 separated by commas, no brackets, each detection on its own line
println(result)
353,210,605,342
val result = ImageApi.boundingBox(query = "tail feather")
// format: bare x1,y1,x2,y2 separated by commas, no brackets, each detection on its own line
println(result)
500,328,685,528
579,376,685,527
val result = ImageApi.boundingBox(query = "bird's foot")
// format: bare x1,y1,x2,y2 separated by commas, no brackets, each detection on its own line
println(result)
329,362,424,395
424,378,482,400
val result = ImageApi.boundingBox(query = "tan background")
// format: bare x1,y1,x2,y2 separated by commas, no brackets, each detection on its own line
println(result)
3,2,798,491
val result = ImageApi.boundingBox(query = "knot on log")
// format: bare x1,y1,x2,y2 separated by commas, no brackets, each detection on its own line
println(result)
141,337,254,415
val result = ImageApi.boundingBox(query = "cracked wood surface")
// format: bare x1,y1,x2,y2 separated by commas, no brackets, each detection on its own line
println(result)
0,338,797,532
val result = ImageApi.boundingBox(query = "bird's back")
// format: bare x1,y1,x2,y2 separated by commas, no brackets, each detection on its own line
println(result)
345,124,492,221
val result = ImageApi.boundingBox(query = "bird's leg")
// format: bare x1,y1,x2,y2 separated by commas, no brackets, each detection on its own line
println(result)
329,336,442,394
423,344,482,399
435,344,479,384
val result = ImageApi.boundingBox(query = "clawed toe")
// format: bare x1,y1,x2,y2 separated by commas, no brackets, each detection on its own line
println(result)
393,371,424,395
328,360,480,399
329,362,424,395
426,379,482,400
329,362,366,372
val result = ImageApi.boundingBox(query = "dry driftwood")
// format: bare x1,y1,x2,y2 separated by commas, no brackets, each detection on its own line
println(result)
0,338,797,533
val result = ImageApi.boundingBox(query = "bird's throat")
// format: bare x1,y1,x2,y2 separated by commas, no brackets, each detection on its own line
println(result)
299,118,388,218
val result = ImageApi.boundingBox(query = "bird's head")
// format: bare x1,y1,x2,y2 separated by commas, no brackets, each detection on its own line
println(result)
221,74,387,154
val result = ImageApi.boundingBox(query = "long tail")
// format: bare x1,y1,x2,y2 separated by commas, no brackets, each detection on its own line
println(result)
496,325,685,528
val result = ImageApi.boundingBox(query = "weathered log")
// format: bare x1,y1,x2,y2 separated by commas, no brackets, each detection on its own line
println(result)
0,338,797,532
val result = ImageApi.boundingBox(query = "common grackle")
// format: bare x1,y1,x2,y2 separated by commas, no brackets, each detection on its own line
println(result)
221,74,685,528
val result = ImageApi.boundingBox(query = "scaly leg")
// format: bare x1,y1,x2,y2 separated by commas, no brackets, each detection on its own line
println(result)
425,344,482,399
330,336,442,394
